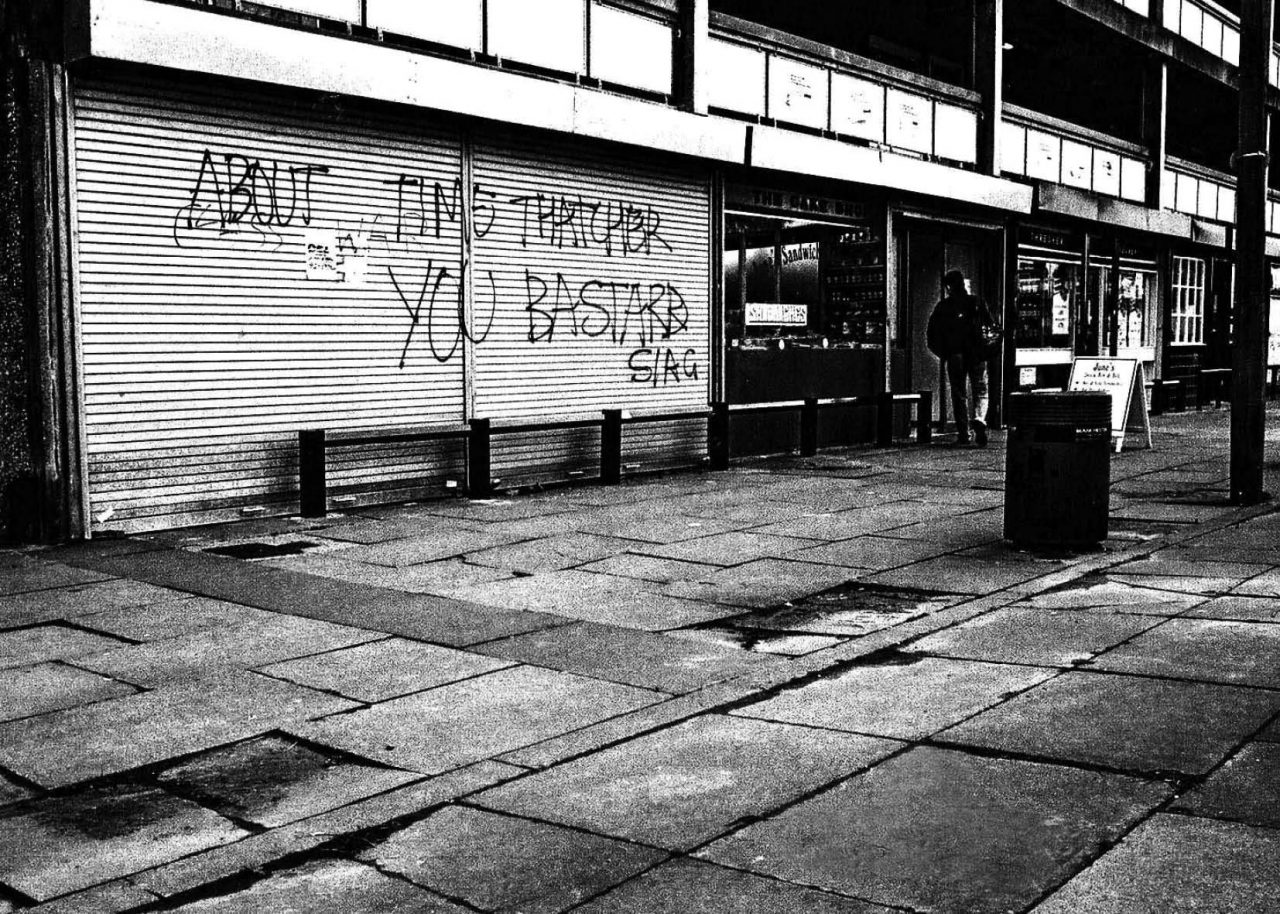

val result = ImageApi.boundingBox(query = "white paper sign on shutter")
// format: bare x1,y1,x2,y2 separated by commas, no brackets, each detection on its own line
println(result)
470,132,711,484
73,78,466,531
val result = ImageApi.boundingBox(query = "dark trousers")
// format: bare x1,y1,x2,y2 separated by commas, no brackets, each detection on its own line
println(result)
945,354,989,439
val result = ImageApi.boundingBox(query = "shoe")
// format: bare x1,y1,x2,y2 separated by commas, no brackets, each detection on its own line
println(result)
973,420,988,448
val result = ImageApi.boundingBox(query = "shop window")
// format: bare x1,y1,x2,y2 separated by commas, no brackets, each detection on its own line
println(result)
1171,256,1206,345
724,214,886,349
1117,269,1156,350
1015,259,1078,349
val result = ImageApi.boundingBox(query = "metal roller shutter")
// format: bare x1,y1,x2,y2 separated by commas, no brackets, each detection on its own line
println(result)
471,131,712,485
72,77,466,532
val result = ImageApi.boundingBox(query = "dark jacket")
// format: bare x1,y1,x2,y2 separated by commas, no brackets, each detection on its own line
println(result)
927,292,996,363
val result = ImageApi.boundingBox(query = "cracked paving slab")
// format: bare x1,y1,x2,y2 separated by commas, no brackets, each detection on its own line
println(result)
574,857,896,913
1169,742,1280,830
156,735,423,828
161,857,466,913
475,713,899,851
1089,618,1280,688
0,662,137,723
258,637,512,703
359,804,666,914
734,656,1054,740
0,782,246,901
0,671,358,789
288,665,662,775
473,621,783,694
700,746,1171,914
936,670,1280,777
1032,814,1280,914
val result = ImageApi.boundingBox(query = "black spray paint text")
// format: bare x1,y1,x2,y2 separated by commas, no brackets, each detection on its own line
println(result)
524,271,688,348
511,193,672,256
175,150,328,247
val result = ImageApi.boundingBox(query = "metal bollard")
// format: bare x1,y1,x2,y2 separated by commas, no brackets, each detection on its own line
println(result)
601,409,623,485
876,392,894,447
916,391,932,444
800,398,818,457
299,429,327,518
468,418,493,498
708,402,730,470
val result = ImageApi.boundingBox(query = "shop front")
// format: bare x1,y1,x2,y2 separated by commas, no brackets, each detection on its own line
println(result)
721,184,888,451
1012,224,1084,391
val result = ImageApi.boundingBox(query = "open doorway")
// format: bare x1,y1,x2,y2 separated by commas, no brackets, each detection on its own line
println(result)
895,220,1004,426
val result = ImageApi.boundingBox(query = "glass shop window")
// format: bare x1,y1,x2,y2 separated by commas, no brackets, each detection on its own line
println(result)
1170,256,1206,345
724,214,886,349
1015,259,1079,349
1117,269,1156,350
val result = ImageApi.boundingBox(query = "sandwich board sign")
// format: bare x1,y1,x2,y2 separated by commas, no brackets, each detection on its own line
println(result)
1067,357,1152,452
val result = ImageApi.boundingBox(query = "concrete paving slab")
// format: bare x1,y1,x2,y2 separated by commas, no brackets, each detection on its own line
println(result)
314,515,486,545
0,560,112,597
1170,742,1280,829
452,571,737,631
0,662,137,722
290,665,661,775
335,528,534,568
668,627,847,656
861,554,1054,595
871,510,1004,546
574,553,725,585
1114,554,1270,582
0,579,196,629
1185,595,1280,621
635,531,817,566
262,553,515,594
797,534,953,570
258,637,510,702
360,804,665,914
462,533,646,574
574,858,894,914
1105,572,1241,596
1259,717,1280,741
1230,568,1280,597
0,671,358,788
938,671,1280,776
75,615,379,687
0,783,246,901
1032,814,1280,914
911,608,1161,667
475,622,781,694
58,547,564,646
735,657,1053,739
729,585,957,637
0,625,128,671
0,776,32,808
161,858,465,913
157,735,422,828
749,502,939,541
1015,577,1206,615
701,746,1171,914
1090,618,1280,688
71,598,278,643
662,559,856,609
476,714,899,851
574,510,745,544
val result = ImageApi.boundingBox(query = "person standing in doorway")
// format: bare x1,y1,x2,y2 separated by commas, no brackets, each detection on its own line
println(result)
927,269,996,447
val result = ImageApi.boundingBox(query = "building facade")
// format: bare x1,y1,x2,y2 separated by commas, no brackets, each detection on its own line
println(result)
2,0,1275,540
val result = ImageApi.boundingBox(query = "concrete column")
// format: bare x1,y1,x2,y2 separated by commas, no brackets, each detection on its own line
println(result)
1143,59,1169,209
975,0,1004,177
678,0,709,114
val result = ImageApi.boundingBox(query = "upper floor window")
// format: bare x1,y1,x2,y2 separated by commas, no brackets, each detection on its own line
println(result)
1171,256,1206,345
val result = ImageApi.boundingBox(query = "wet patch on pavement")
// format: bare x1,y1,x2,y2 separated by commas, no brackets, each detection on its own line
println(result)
203,541,323,560
667,584,957,655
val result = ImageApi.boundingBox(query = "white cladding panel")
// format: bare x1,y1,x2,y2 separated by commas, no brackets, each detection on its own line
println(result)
73,79,467,531
470,133,711,482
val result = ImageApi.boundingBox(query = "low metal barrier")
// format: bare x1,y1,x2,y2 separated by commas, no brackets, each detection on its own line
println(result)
297,391,933,515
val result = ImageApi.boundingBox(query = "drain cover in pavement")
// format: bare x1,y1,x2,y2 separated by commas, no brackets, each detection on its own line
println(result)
204,541,320,560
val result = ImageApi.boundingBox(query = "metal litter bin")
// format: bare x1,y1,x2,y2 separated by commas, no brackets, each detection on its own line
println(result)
1004,391,1111,548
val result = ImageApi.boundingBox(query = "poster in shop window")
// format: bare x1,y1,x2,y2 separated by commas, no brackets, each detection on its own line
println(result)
1068,357,1152,452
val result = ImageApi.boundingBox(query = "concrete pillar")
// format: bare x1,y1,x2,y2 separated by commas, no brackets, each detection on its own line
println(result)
678,0,709,114
1143,60,1169,209
975,0,1003,177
